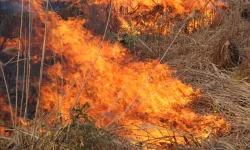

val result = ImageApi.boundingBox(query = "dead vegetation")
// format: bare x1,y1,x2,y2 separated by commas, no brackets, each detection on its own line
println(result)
0,103,141,150
130,1,250,149
0,0,250,150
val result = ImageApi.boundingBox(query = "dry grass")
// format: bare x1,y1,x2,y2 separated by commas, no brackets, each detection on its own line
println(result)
0,104,141,150
132,1,250,149
1,0,250,149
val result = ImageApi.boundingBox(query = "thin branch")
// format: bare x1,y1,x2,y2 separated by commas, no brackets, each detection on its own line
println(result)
0,64,14,127
99,84,126,126
48,1,65,119
24,0,33,120
72,0,113,108
15,0,24,127
106,10,196,128
20,26,28,117
43,77,80,123
32,0,49,140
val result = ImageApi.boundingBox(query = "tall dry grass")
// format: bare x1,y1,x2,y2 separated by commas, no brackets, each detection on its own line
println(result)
134,1,250,149
0,0,250,149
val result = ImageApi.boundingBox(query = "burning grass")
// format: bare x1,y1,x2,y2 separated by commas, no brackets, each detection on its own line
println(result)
0,0,250,149
0,103,140,149
134,1,250,149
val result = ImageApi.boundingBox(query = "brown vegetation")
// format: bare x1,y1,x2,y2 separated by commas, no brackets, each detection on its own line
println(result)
0,0,250,149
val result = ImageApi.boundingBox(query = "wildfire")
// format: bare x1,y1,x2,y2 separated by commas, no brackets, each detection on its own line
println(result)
85,0,226,34
0,0,229,146
0,97,12,137
41,0,228,140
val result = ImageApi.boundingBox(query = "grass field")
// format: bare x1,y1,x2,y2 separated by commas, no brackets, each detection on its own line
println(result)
0,0,250,149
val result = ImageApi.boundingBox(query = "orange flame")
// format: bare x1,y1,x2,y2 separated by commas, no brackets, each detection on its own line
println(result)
0,97,12,137
0,0,229,144
85,0,226,34
40,17,228,138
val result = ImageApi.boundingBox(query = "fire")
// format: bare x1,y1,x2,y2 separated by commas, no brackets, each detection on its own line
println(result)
0,97,12,137
0,95,30,136
40,12,227,140
0,0,229,145
84,0,226,34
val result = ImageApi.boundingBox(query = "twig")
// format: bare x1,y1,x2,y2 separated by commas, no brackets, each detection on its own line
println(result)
15,0,24,126
72,0,113,108
134,35,155,54
99,84,126,126
48,1,66,119
24,0,33,120
106,10,196,128
20,28,27,117
0,64,14,127
32,0,49,141
43,77,80,123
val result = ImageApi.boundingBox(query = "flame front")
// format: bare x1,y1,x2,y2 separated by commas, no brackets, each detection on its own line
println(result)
0,0,228,145
41,12,227,140
86,0,225,34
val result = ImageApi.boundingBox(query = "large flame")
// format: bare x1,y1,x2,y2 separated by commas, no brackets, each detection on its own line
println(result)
0,0,228,145
40,2,228,139
47,0,225,34
40,17,228,137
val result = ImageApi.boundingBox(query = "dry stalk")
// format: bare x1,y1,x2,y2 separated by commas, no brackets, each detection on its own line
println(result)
15,0,24,128
72,0,113,108
106,10,196,128
0,64,14,127
32,0,49,141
